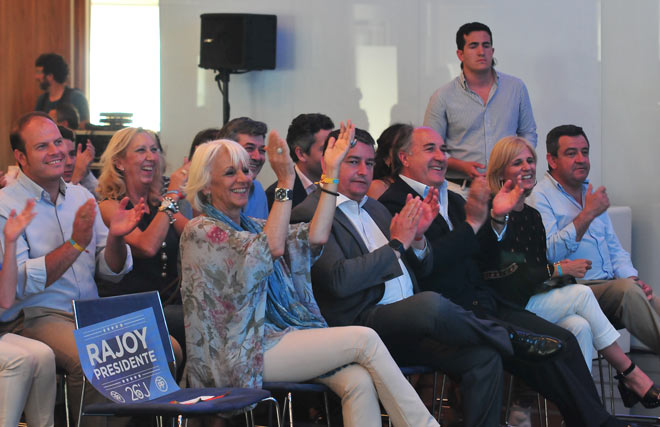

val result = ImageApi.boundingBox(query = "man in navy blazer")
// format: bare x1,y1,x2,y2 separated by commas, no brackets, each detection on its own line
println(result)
378,126,626,427
267,113,334,209
293,128,540,426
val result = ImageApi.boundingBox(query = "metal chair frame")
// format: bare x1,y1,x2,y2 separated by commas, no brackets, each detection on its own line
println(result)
262,381,332,427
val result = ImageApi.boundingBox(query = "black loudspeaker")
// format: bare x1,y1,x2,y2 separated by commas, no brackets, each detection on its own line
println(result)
199,13,277,71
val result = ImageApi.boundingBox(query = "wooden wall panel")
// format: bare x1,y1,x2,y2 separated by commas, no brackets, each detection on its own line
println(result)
0,0,87,173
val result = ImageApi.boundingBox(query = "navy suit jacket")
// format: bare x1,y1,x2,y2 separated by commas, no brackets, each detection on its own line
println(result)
379,176,497,310
291,190,432,326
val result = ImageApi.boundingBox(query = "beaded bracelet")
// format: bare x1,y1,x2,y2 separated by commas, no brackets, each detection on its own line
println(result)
68,238,87,253
316,174,339,185
554,262,563,276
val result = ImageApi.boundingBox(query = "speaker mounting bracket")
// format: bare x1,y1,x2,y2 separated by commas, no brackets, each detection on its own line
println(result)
214,69,232,125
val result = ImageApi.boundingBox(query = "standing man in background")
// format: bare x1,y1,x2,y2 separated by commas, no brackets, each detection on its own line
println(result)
423,22,537,197
35,53,90,128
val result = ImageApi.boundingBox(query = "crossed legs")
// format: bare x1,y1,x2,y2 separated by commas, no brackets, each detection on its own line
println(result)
263,326,437,427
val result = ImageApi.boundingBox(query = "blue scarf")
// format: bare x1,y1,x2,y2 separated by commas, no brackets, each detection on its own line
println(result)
202,203,327,330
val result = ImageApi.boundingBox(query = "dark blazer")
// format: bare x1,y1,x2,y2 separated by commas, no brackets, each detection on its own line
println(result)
379,176,491,309
291,190,432,327
266,173,308,211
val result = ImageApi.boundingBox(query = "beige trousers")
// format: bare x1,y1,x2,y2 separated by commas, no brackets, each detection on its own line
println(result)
582,278,660,354
263,326,438,427
0,333,55,427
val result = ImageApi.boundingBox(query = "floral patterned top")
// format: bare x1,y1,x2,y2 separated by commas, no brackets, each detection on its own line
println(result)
180,215,323,388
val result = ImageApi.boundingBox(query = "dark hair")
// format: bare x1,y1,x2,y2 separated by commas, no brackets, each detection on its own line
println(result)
188,128,222,160
217,117,267,141
54,103,80,129
323,128,375,154
374,123,406,180
546,125,590,160
57,125,75,142
388,124,415,176
10,111,56,154
456,22,496,69
286,113,334,162
35,53,69,83
456,22,493,50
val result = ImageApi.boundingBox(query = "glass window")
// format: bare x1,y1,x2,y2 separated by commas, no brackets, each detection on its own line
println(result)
89,0,160,130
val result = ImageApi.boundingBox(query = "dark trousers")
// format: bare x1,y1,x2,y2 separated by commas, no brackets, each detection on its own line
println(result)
360,292,511,427
492,305,614,427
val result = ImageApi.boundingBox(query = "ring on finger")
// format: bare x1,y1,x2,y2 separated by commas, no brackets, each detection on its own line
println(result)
276,147,283,154
349,138,357,148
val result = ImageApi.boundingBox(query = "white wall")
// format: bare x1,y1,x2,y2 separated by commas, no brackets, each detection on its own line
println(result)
160,0,659,286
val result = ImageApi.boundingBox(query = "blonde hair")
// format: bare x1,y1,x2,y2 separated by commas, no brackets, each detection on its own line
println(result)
185,139,250,211
486,136,537,195
97,127,163,205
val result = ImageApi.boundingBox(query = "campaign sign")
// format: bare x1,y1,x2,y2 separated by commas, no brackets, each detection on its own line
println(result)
74,308,179,403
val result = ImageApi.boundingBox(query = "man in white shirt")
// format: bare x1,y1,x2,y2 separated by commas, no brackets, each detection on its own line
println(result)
292,127,529,427
529,124,660,354
378,126,623,427
0,112,141,427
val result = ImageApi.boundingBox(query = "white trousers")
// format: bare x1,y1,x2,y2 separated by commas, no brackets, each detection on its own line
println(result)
525,284,620,370
0,333,56,427
263,326,438,427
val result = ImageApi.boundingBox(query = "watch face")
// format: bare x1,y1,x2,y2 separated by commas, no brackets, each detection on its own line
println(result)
275,188,292,201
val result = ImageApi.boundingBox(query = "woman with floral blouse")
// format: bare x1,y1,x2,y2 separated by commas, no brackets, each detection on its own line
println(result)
179,122,438,427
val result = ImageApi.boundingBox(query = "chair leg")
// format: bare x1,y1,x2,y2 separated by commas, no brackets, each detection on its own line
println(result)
536,393,543,427
437,374,447,423
430,372,438,421
264,396,281,427
597,352,607,407
608,362,615,415
322,392,331,427
63,373,71,427
76,377,86,427
281,392,293,427
504,375,514,424
544,398,548,427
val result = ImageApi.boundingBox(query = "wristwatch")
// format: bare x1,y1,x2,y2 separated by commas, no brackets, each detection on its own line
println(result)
274,187,293,202
388,239,405,256
159,196,179,214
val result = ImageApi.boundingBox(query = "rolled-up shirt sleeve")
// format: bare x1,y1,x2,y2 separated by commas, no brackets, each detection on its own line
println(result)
603,214,637,278
0,211,47,298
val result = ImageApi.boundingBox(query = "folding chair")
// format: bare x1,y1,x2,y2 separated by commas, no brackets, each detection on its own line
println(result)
72,291,278,427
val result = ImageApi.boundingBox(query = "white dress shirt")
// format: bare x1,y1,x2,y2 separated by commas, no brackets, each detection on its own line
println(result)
336,194,419,305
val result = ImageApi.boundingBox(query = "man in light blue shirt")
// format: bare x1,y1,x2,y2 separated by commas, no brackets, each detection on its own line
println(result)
424,22,537,198
529,124,660,355
0,112,141,427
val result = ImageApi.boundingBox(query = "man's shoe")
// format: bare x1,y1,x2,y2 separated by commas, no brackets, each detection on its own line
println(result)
509,330,563,359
